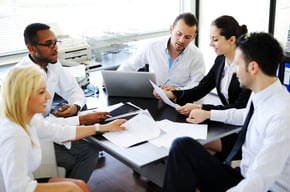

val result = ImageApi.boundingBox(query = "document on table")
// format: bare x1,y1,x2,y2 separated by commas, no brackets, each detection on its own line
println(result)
80,102,143,121
149,119,208,149
149,80,180,109
103,110,161,148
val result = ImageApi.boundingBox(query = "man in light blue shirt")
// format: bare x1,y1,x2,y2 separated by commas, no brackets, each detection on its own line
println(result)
118,12,205,90
162,32,290,191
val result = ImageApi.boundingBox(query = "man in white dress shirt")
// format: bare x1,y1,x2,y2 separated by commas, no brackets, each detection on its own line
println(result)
162,32,290,192
118,12,205,90
17,23,107,182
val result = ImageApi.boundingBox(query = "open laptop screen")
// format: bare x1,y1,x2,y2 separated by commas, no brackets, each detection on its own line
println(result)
101,70,157,98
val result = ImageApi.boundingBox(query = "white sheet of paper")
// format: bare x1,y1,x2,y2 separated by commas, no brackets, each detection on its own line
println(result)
103,110,161,148
79,102,123,115
149,119,208,149
149,80,179,108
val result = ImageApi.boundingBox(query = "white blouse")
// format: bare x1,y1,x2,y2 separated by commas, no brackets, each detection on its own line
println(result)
0,115,76,192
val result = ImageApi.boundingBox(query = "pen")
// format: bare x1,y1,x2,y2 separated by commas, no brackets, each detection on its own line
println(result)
86,107,98,112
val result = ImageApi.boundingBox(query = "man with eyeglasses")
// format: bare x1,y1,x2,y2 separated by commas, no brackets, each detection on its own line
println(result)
16,23,106,182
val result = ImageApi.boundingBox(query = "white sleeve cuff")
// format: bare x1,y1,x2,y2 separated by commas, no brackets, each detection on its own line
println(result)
210,110,227,122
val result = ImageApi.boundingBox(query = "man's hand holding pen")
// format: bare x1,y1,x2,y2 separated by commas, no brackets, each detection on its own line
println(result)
54,104,79,117
79,111,110,125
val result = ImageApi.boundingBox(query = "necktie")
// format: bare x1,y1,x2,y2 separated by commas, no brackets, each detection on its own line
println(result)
225,102,254,164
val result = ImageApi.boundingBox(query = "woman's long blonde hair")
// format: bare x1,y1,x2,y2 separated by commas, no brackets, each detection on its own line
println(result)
1,65,45,134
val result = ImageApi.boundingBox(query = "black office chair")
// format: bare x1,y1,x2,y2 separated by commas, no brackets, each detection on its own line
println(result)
137,63,149,72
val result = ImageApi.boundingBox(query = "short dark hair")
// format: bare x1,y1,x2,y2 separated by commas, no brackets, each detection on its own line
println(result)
211,15,247,40
23,23,50,45
236,32,284,76
173,12,198,28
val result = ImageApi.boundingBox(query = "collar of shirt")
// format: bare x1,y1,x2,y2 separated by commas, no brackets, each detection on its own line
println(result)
220,60,236,101
251,79,281,110
165,38,185,71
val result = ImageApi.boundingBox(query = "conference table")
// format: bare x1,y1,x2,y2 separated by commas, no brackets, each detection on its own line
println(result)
84,74,241,187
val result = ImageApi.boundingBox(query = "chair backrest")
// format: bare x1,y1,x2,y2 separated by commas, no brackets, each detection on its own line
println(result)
33,141,65,178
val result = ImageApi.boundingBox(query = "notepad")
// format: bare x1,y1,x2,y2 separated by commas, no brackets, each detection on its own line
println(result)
105,102,143,122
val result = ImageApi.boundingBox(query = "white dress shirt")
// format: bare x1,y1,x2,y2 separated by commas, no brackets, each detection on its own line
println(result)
211,80,290,191
17,55,86,125
118,36,206,90
0,116,76,192
220,60,236,103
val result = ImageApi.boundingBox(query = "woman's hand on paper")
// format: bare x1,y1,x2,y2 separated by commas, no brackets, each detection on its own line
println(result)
101,119,127,132
186,109,210,124
176,103,202,115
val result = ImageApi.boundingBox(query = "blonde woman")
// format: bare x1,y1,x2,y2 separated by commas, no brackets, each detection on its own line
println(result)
0,65,126,192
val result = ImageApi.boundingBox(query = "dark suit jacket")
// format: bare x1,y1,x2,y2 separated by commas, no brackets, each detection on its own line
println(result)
173,55,251,110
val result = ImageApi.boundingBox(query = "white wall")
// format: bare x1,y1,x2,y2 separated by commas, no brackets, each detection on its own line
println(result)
274,0,290,50
197,0,270,72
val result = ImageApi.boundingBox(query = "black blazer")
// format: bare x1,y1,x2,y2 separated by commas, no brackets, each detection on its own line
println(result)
173,55,251,110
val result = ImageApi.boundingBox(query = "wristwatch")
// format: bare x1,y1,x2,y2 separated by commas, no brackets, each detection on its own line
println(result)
95,123,100,132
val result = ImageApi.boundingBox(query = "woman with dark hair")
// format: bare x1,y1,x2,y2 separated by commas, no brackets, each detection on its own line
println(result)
155,15,252,160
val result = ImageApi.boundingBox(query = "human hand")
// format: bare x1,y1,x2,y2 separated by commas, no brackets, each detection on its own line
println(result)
153,88,176,101
54,104,79,117
79,111,109,125
159,84,175,91
101,119,127,132
153,89,161,99
176,103,202,115
186,109,210,124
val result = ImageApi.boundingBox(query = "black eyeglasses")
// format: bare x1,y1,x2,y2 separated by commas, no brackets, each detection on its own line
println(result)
33,40,61,48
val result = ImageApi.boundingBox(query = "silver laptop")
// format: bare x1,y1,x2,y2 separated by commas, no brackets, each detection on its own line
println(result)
101,70,156,98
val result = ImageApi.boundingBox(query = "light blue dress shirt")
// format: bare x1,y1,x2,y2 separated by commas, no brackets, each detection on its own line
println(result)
118,36,206,90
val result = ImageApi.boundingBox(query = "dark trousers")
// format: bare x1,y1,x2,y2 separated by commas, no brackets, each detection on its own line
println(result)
162,137,244,192
54,139,99,182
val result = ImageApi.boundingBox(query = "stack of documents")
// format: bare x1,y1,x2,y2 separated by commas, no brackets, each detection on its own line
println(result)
103,110,207,149
83,102,208,149
103,110,160,148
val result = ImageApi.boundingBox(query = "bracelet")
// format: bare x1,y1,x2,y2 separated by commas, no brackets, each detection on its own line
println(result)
95,123,100,132
174,86,181,91
74,104,81,113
